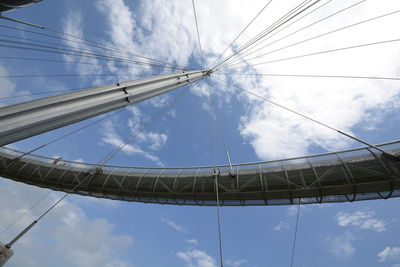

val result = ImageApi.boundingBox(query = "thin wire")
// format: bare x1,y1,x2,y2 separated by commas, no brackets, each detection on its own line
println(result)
209,81,232,171
222,0,337,68
290,199,301,267
44,25,188,70
221,38,400,71
214,0,321,70
221,0,366,69
0,44,182,71
210,0,273,69
224,8,400,69
0,24,188,70
0,37,178,71
211,75,395,156
0,39,184,71
0,56,173,71
209,82,224,267
0,73,149,78
0,190,52,237
215,72,400,81
0,34,174,70
192,0,204,68
214,0,313,69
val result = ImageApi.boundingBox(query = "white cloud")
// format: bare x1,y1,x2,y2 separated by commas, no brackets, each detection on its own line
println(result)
226,258,247,267
274,220,290,232
101,119,163,165
62,10,104,86
227,0,400,159
90,0,400,161
335,211,386,232
0,63,19,106
149,94,171,108
378,246,400,262
184,239,199,246
274,205,309,231
177,249,217,267
0,65,16,95
0,179,134,267
160,216,188,234
147,132,168,150
324,233,356,258
52,207,133,267
168,109,177,118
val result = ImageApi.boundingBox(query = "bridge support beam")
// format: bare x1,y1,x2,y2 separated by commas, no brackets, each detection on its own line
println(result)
0,69,208,146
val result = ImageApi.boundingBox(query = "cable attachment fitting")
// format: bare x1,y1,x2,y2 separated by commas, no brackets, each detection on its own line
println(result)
213,168,220,176
206,69,213,77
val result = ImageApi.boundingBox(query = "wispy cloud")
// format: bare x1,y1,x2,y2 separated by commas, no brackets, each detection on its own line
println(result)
226,258,247,267
274,220,290,231
160,216,189,234
101,119,163,165
274,205,309,231
377,246,400,263
62,10,104,86
184,239,199,246
177,249,217,267
323,232,356,259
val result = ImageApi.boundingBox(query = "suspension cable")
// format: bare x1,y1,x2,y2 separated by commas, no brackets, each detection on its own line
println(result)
0,190,52,237
0,23,188,71
221,0,366,69
214,72,400,81
290,198,301,267
0,73,154,78
0,35,173,70
0,39,184,71
211,76,398,158
222,0,337,68
192,0,204,68
214,0,321,70
0,43,182,71
208,82,224,267
0,55,174,71
216,0,314,67
223,8,400,69
221,38,400,71
209,0,273,69
209,82,234,174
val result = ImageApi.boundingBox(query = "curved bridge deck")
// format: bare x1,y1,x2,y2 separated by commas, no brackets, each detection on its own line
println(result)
1,141,400,206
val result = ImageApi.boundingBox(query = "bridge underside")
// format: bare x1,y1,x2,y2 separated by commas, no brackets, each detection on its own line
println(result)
0,141,399,206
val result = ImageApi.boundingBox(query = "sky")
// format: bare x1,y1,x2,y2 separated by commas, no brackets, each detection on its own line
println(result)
0,0,400,266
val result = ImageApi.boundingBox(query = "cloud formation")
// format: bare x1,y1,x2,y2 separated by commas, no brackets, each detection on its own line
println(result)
378,246,400,263
0,180,133,267
335,211,386,232
160,216,189,234
177,249,217,267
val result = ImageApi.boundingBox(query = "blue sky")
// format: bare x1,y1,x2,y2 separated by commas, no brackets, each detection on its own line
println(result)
1,0,400,266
